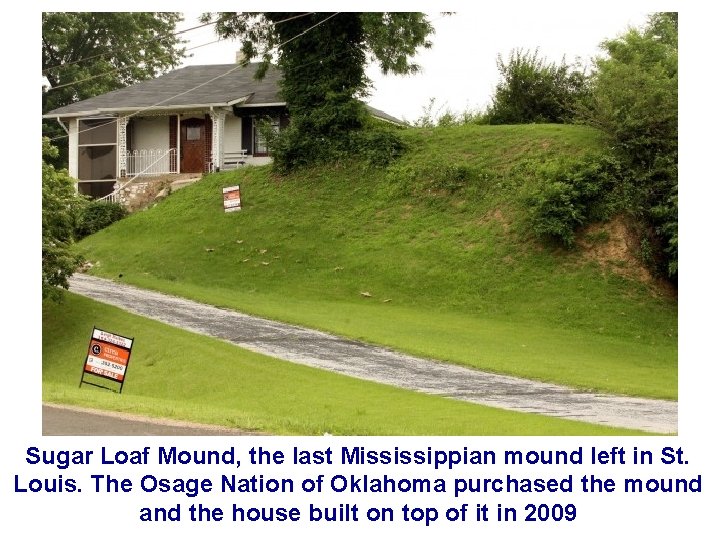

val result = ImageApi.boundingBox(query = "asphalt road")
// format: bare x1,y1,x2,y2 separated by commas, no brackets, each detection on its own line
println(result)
43,403,259,436
67,274,678,434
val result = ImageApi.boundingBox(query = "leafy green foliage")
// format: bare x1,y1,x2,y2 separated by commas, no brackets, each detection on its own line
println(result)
42,138,84,300
207,12,434,170
349,125,408,167
75,201,128,240
486,48,589,125
526,155,624,247
585,13,678,278
42,12,186,166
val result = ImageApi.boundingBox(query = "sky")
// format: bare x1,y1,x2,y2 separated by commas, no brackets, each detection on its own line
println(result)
179,9,650,122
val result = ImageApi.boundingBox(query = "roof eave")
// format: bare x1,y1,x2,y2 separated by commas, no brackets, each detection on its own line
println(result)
43,110,102,119
235,102,287,108
372,115,406,127
43,96,258,119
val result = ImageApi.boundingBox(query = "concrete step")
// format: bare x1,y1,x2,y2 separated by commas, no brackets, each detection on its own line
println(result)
170,176,201,191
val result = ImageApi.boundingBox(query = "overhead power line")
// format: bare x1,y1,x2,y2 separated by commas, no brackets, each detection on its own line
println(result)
42,17,220,74
49,12,339,142
46,40,221,92
43,12,314,74
44,13,315,94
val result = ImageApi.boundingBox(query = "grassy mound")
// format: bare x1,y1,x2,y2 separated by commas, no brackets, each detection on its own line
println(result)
74,123,677,399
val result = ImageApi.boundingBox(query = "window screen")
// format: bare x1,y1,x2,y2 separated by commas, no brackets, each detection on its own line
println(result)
78,119,117,145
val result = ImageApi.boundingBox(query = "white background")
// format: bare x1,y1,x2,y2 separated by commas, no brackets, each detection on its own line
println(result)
4,1,716,538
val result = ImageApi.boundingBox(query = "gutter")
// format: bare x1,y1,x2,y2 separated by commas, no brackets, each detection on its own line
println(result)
43,97,258,119
42,110,102,119
235,102,286,108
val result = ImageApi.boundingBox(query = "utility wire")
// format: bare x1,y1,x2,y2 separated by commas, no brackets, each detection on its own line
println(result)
46,40,221,92
49,12,338,142
42,17,220,74
43,12,313,74
44,13,315,94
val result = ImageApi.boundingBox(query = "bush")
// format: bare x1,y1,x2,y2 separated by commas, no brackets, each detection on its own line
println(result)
42,137,85,300
75,200,128,239
270,118,407,173
584,13,677,279
349,126,407,167
526,155,623,247
486,48,589,125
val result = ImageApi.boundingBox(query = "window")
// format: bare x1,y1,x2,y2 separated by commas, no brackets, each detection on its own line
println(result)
78,118,117,145
78,146,117,180
253,117,280,156
186,126,201,140
77,117,117,180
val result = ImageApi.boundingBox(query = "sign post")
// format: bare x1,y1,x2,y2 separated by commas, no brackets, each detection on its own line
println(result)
223,185,242,212
79,327,134,393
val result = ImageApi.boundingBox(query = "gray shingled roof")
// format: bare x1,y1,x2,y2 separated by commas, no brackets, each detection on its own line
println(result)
44,63,405,125
44,63,283,117
365,105,405,126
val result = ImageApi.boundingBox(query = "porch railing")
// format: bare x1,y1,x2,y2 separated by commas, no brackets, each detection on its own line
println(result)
98,149,177,204
126,148,177,176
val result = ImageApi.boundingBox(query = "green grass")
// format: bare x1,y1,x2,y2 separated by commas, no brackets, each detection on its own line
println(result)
43,294,645,435
74,123,677,399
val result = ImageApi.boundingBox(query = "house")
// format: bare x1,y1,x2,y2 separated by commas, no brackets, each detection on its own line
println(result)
43,63,404,199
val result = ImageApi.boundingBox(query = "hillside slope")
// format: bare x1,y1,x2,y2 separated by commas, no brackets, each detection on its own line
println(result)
75,124,677,399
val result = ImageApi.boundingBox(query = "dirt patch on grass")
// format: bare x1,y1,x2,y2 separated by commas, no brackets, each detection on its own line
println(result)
576,216,675,298
475,208,510,233
577,217,651,280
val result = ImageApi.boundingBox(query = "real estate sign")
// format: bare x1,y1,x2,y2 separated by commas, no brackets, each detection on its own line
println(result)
80,327,134,393
223,185,242,212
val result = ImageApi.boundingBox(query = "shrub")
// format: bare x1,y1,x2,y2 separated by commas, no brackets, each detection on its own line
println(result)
584,13,677,278
270,119,407,173
75,200,128,239
486,48,589,125
349,126,407,167
42,138,85,300
526,155,623,247
527,180,585,247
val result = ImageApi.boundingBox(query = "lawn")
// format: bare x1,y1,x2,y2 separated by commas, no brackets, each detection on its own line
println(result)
43,293,646,436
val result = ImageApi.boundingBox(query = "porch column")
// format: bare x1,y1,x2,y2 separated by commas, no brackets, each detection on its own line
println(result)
68,118,79,181
117,116,129,177
210,110,227,171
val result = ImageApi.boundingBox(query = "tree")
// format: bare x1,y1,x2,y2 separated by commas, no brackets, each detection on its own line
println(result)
485,48,589,125
587,13,678,279
42,12,186,166
42,138,84,301
205,12,434,170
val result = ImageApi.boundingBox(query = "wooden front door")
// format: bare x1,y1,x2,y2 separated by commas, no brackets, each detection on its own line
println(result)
180,118,206,173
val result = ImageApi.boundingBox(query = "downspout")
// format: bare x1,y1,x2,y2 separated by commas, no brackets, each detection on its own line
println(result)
55,117,69,135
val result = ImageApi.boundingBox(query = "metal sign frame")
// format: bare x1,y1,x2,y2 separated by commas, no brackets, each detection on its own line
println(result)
79,326,134,394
